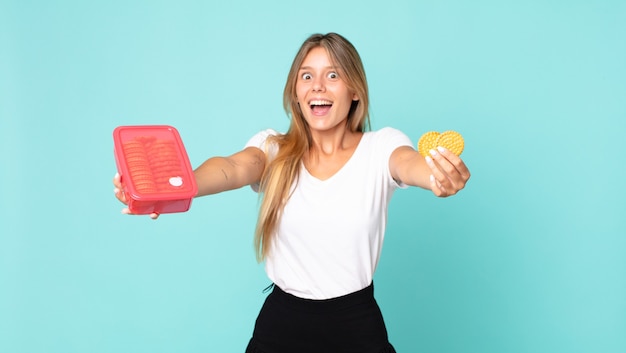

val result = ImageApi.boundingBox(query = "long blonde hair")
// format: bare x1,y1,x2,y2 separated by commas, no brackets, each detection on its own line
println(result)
254,33,370,261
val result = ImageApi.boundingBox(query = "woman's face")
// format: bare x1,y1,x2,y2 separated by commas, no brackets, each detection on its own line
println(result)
295,46,358,134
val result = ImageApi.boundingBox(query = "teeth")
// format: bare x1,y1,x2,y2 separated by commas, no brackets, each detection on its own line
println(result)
310,100,332,106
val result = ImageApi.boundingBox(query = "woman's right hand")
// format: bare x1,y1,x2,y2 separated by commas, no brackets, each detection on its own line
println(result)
113,173,160,220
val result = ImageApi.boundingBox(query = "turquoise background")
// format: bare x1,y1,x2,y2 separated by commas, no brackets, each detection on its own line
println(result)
1,0,625,352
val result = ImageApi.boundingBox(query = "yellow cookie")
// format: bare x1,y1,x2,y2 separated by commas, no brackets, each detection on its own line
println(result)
436,130,464,156
417,131,440,157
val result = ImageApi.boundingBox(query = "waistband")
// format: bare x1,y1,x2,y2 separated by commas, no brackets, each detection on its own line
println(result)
269,282,376,314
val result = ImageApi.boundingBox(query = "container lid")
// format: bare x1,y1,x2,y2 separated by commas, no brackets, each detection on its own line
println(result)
113,125,197,201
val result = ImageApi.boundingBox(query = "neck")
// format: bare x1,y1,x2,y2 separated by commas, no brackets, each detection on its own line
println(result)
310,124,353,155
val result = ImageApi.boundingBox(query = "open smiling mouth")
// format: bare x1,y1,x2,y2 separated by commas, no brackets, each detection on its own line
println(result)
310,100,333,115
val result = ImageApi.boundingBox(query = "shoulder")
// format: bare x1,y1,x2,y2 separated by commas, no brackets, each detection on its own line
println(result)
245,128,283,150
360,127,414,166
245,129,281,147
366,127,413,147
245,129,283,161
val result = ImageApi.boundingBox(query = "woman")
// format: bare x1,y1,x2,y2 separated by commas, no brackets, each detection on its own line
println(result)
114,32,470,353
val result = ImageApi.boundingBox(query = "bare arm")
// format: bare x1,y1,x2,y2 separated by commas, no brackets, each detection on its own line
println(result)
113,146,266,218
390,145,470,197
194,146,266,197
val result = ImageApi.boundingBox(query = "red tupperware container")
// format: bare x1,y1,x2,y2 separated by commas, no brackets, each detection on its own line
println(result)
113,125,197,215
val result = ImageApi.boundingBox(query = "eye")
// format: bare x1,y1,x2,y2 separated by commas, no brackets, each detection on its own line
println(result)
301,73,312,80
327,71,339,79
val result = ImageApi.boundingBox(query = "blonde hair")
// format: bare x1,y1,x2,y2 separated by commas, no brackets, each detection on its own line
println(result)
254,33,370,261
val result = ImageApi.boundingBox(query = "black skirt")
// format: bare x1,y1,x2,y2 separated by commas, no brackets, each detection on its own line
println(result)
245,283,396,353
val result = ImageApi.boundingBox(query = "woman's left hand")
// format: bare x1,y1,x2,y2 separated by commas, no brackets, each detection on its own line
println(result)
424,146,471,197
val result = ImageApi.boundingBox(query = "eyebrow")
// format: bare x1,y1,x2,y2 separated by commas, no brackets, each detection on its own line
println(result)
299,66,337,71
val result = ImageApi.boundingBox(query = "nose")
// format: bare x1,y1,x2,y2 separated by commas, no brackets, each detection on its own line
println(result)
312,76,325,92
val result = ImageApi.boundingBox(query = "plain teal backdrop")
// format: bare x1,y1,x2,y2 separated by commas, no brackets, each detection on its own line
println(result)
1,0,625,352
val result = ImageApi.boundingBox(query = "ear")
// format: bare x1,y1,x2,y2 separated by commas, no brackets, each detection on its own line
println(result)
352,92,359,101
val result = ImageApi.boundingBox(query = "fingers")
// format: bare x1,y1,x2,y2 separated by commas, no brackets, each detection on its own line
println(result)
113,172,122,188
425,147,471,197
438,147,471,181
113,173,160,219
425,156,450,196
113,173,128,204
429,174,447,197
120,205,159,220
114,187,126,203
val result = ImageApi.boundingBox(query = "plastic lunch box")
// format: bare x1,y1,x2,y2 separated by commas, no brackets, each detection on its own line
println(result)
113,125,197,214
